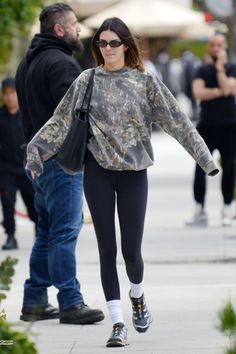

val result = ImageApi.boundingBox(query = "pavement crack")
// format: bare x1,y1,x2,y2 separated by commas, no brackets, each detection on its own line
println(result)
68,341,76,353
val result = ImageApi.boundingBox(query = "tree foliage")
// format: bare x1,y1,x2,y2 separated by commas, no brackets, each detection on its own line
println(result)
0,0,46,64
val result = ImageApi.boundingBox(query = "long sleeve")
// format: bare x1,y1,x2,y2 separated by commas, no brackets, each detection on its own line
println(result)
26,78,80,176
146,73,219,175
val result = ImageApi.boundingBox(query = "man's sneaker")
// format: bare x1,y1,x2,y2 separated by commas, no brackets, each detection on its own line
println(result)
106,322,128,347
185,211,208,227
222,204,233,227
129,292,152,333
185,203,208,227
59,303,104,324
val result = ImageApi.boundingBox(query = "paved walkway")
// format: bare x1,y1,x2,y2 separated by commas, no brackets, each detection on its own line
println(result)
0,132,235,354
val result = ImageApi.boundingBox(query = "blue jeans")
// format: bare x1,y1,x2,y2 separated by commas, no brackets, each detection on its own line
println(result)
23,159,84,311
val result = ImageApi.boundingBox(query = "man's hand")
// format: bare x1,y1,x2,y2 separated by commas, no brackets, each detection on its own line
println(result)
215,50,228,72
214,50,236,96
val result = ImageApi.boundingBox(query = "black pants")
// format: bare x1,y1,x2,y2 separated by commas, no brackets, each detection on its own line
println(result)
194,122,236,206
84,152,148,301
0,172,37,235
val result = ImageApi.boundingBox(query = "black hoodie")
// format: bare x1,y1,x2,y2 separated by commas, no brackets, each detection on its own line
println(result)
15,33,82,142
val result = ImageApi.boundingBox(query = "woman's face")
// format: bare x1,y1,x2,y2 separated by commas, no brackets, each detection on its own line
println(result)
98,30,127,70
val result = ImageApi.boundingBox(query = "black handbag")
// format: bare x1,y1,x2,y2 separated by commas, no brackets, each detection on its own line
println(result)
56,68,95,174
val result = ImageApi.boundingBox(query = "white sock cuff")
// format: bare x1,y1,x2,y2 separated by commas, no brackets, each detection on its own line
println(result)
130,280,144,299
107,300,124,325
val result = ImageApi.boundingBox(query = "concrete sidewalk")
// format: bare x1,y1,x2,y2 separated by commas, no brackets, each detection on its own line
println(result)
0,132,236,354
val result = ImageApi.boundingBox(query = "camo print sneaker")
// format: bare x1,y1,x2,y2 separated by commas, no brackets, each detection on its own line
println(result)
129,292,152,333
106,322,128,347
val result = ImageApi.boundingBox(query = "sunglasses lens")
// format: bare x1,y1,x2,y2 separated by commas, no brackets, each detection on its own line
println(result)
96,40,106,47
110,40,123,47
96,40,123,48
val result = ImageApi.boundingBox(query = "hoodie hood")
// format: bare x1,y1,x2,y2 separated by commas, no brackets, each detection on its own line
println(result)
26,33,73,64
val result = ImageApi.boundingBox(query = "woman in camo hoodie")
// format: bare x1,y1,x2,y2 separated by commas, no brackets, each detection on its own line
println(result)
26,17,219,348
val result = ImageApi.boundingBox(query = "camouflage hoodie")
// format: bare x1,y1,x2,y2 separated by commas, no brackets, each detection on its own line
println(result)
26,66,218,176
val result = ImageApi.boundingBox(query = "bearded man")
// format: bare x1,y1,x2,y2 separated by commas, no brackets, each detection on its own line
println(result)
15,2,104,325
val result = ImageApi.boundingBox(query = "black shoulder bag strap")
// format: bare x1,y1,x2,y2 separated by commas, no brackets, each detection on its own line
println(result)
76,68,95,118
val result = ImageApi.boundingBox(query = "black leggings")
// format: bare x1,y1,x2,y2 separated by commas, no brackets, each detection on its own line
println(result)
194,122,236,206
84,152,148,301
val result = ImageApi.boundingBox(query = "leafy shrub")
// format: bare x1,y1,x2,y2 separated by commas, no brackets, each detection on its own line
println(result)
218,300,236,354
0,257,38,354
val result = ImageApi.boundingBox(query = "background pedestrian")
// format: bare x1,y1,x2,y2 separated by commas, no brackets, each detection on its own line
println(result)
0,77,37,250
186,34,236,227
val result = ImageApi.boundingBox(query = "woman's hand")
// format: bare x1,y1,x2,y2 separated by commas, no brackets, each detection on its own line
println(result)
31,171,37,180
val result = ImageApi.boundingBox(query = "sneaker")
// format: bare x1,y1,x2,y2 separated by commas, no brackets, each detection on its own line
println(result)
185,203,208,227
106,322,128,347
222,204,233,227
129,292,152,333
59,303,104,324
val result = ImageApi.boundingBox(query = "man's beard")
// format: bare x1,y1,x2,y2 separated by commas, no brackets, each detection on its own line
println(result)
210,54,218,63
63,33,84,53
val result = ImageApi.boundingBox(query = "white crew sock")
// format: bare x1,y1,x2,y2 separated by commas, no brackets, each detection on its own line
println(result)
107,300,125,325
195,202,204,214
222,203,233,217
130,281,144,299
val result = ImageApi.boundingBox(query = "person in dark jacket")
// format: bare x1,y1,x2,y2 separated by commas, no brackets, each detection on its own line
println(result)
0,77,37,250
15,3,104,324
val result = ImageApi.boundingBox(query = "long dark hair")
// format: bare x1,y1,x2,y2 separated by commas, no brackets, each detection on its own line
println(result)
92,17,144,71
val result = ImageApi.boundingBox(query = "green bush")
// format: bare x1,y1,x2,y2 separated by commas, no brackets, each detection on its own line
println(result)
217,300,236,354
0,257,38,354
0,319,37,354
0,257,17,306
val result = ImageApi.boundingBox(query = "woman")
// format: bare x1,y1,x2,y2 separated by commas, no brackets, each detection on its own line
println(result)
26,17,219,348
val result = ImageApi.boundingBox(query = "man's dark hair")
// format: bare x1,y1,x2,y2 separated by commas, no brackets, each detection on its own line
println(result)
1,77,15,91
39,3,74,34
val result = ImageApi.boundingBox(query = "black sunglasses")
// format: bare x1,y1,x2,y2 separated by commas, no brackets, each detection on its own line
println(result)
96,40,123,48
